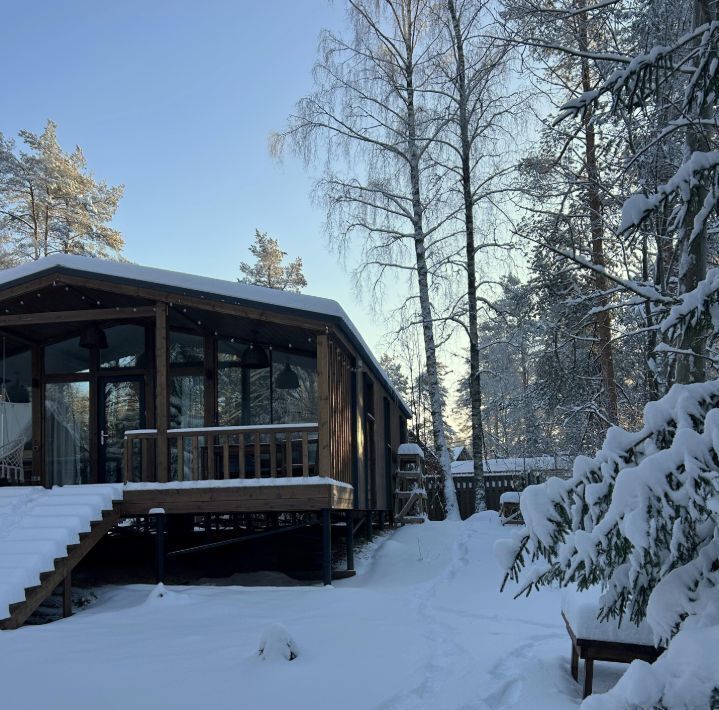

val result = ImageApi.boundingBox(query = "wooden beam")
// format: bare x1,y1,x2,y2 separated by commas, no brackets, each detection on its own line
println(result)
0,306,156,328
317,333,331,478
31,343,44,486
155,302,169,483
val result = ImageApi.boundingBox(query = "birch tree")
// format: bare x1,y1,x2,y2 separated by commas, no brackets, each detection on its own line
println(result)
273,0,461,517
0,120,124,265
431,0,520,509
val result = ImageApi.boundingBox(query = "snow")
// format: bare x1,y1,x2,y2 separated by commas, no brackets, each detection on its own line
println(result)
124,476,353,491
258,622,299,662
484,456,571,474
0,513,622,709
0,484,123,620
397,442,424,458
0,254,409,414
561,587,654,645
500,491,520,505
451,460,473,475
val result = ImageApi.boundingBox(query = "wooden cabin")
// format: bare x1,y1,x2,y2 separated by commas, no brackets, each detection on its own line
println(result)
0,255,410,626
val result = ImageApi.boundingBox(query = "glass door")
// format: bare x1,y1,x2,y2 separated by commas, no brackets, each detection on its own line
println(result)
99,376,145,483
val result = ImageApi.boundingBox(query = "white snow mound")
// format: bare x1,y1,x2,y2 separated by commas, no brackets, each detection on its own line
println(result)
258,622,298,662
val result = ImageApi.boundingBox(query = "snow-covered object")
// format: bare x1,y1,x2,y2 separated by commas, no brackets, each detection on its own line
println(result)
499,491,520,505
562,587,653,645
583,621,719,710
143,584,193,606
397,443,424,458
257,622,298,662
0,484,123,620
498,380,719,646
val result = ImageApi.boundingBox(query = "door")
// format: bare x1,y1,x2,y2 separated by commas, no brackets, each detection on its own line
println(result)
99,376,145,483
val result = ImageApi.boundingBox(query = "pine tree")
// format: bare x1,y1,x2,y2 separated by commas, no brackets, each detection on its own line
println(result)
238,230,307,292
0,120,124,264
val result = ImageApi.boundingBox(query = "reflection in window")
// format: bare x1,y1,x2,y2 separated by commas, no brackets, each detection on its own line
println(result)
0,348,32,479
170,375,204,428
170,332,203,366
217,340,270,426
45,382,90,485
45,337,89,375
100,324,146,368
272,351,318,423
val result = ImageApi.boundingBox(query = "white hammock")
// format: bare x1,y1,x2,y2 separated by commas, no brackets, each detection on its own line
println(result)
0,436,25,483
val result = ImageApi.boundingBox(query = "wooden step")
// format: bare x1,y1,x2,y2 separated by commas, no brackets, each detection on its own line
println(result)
0,502,122,631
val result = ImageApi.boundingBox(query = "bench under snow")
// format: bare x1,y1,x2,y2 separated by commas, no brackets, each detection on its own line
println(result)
561,587,663,698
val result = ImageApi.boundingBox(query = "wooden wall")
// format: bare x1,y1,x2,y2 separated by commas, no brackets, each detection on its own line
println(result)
317,333,353,487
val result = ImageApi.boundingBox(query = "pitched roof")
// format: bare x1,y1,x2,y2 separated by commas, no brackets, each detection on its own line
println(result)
0,255,411,416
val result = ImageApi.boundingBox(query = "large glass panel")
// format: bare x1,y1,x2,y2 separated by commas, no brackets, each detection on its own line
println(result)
45,382,90,485
170,332,203,366
100,324,146,369
217,340,270,426
45,337,89,375
170,375,204,428
272,351,318,423
100,378,144,483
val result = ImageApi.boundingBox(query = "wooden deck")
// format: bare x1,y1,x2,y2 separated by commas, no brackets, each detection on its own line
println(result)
119,479,354,515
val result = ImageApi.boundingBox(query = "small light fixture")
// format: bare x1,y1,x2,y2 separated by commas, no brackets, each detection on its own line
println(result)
276,360,300,390
240,342,269,369
79,323,108,350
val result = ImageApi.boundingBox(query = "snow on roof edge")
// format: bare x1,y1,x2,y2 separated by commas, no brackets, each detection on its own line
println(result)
0,255,411,416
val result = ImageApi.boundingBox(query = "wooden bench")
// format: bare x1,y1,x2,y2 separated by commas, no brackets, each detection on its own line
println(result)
562,611,664,698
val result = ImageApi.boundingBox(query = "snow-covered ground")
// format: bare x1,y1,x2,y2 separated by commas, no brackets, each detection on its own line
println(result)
0,512,624,709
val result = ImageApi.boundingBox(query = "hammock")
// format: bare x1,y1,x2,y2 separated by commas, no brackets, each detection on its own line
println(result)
0,436,26,483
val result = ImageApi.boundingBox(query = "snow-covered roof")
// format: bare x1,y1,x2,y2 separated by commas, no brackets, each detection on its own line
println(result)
0,255,410,416
451,460,473,475
397,443,424,458
451,446,464,460
483,456,571,474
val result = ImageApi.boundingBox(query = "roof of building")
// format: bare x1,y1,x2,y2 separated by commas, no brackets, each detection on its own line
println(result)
0,255,411,416
450,455,572,477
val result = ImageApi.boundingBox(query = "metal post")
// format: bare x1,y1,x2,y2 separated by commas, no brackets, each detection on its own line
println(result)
321,508,332,585
151,508,166,584
345,509,354,572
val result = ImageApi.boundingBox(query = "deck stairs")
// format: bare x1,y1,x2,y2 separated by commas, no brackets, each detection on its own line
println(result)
0,484,124,630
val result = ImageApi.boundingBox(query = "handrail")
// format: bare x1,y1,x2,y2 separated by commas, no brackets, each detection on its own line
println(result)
124,423,319,439
123,423,320,483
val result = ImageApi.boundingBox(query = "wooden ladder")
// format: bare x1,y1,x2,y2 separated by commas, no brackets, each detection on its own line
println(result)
0,503,122,630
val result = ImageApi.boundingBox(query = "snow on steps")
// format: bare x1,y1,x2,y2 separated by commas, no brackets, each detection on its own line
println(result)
0,484,124,623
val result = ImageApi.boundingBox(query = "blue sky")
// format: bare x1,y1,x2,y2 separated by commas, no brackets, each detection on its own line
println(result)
1,1,389,350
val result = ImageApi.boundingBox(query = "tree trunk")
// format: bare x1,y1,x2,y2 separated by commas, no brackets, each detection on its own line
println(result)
675,0,713,384
403,14,459,520
447,0,486,512
577,5,618,422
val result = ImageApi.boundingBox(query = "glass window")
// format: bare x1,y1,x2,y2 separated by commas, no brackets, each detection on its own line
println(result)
100,324,146,369
170,332,203,367
45,337,89,375
170,375,204,428
45,382,90,485
217,340,270,426
272,351,318,424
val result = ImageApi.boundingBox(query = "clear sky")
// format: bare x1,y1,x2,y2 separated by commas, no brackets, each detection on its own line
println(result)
0,1,390,350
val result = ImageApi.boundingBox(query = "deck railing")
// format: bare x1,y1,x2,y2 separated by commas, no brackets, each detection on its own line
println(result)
124,423,320,483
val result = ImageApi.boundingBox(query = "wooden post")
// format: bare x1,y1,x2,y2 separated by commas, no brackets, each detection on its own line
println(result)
365,510,372,542
583,658,594,699
317,333,331,478
153,509,166,584
155,303,169,483
31,344,44,486
345,509,354,572
571,642,579,681
62,572,72,619
321,508,332,585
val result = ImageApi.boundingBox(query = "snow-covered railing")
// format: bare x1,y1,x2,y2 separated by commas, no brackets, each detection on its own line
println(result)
124,423,320,483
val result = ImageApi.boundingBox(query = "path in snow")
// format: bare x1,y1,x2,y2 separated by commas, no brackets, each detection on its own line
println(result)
0,511,625,709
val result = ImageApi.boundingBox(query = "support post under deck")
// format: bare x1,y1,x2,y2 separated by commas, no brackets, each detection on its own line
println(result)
345,509,354,572
62,572,72,619
153,509,166,584
321,508,332,585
